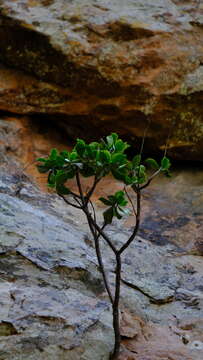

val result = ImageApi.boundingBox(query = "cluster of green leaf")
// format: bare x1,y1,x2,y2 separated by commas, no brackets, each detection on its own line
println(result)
37,133,171,223
37,133,129,193
99,190,130,224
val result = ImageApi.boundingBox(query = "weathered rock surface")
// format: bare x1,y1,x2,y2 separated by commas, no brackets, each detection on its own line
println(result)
0,116,203,359
0,0,203,160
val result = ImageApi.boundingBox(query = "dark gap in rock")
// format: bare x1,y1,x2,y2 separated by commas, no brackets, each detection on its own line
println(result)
0,321,18,336
0,15,122,98
1,110,203,165
108,22,155,41
28,114,75,147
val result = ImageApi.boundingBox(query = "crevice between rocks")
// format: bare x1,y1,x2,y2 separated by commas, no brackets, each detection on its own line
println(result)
121,278,175,305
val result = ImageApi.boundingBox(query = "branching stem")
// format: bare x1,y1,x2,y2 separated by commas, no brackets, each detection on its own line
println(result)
139,168,161,190
38,132,170,360
118,187,141,254
58,194,81,209
88,219,114,304
111,253,121,358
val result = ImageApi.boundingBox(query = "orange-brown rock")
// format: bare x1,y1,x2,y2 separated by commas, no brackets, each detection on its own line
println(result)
0,0,203,160
120,323,195,360
119,312,203,360
0,115,71,190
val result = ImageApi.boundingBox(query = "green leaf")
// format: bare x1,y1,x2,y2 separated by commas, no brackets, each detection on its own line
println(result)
124,175,134,185
56,183,70,195
111,169,126,182
47,183,55,188
118,206,130,216
137,165,146,175
161,157,171,171
111,153,126,164
89,141,99,149
114,207,122,220
107,195,116,204
103,207,114,224
60,150,70,160
132,154,141,168
75,139,86,157
145,158,159,170
99,150,111,164
55,169,75,185
99,197,112,206
111,133,119,142
119,198,128,206
70,151,78,161
48,171,56,186
115,139,129,153
85,145,94,159
114,191,127,206
37,164,49,173
55,155,66,168
96,161,103,167
37,157,47,162
80,164,95,177
50,148,58,160
106,133,118,148
106,135,114,147
137,175,147,184
115,190,124,199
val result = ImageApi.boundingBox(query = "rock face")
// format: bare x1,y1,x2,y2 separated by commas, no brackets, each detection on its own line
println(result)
0,0,203,160
0,116,203,359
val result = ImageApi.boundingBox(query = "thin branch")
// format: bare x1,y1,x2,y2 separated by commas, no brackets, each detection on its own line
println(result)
58,194,82,209
85,210,117,254
139,118,152,157
85,185,90,197
118,188,141,254
88,220,114,304
76,170,85,206
111,253,121,357
68,190,81,199
72,175,115,303
89,200,97,222
74,196,83,207
163,122,173,157
84,176,101,205
124,186,137,217
61,172,114,304
139,168,161,190
89,199,97,237
137,118,152,184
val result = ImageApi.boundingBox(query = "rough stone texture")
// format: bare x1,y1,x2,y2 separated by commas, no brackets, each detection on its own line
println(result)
120,321,203,360
0,116,203,359
1,172,203,360
0,0,203,160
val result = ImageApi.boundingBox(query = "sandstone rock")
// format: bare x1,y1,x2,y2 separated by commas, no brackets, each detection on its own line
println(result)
0,117,203,358
0,0,203,160
0,191,112,359
121,322,197,360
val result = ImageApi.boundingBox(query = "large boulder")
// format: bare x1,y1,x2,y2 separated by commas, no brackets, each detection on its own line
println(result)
0,0,203,160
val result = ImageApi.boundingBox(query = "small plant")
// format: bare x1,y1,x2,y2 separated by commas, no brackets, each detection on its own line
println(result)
37,133,171,359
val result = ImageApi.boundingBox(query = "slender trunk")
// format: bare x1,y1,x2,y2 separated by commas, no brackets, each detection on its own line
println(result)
110,253,121,359
85,211,114,304
94,234,114,304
